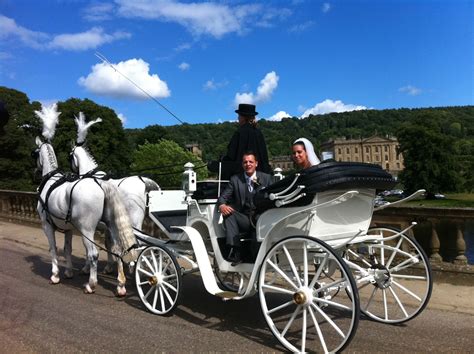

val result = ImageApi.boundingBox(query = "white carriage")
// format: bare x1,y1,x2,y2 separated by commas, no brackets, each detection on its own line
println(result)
131,162,432,353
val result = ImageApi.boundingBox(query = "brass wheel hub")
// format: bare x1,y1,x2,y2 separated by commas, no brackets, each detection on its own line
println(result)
148,276,158,286
293,291,307,305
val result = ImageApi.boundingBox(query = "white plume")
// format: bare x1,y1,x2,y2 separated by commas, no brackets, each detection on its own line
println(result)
74,112,102,144
34,103,61,141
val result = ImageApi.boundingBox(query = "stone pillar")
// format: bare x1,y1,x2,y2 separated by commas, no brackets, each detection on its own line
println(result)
429,220,443,262
453,221,467,265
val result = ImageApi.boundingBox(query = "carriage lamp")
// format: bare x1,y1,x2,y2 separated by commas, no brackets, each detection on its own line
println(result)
182,162,197,199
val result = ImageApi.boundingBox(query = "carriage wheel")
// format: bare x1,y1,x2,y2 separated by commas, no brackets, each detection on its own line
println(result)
213,258,246,293
346,227,432,324
259,236,360,353
135,245,182,315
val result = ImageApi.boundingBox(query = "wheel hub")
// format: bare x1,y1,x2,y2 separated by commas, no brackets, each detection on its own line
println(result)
293,288,313,306
148,274,162,286
370,264,391,289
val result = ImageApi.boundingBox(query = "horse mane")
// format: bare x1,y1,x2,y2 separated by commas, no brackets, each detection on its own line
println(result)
45,143,58,169
35,103,61,141
75,112,102,144
79,145,98,166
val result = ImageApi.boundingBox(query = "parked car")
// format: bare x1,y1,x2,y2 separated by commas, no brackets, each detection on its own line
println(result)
374,196,390,207
434,193,446,199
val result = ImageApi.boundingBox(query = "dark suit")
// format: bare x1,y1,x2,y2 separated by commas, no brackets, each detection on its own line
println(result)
217,171,273,247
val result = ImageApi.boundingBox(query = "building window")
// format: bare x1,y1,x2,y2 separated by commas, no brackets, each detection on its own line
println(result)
338,148,342,154
346,148,350,154
384,146,388,152
397,162,400,169
366,155,370,161
385,155,388,161
385,163,390,170
375,146,379,152
355,148,358,153
366,147,369,153
376,155,380,161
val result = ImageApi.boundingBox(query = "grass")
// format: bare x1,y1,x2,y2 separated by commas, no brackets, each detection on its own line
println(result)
395,193,474,208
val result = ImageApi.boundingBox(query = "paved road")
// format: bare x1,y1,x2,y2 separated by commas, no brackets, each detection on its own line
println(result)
1,221,473,353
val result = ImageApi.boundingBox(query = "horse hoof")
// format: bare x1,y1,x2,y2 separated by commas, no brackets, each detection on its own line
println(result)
50,275,60,284
83,284,95,294
116,286,127,297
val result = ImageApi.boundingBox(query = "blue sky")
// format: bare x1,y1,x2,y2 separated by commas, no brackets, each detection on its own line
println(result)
0,0,472,128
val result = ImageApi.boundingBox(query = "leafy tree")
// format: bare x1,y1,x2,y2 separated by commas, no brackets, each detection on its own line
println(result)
54,98,133,177
397,113,461,196
0,87,40,190
131,140,208,189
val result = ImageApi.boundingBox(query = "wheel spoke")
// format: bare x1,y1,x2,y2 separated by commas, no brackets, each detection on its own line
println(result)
137,266,154,278
390,255,420,273
392,280,422,302
261,283,295,295
315,278,345,294
144,284,155,299
152,287,158,310
389,286,409,318
282,245,303,288
386,237,403,269
310,303,345,338
267,300,294,315
383,289,388,320
308,305,329,354
364,286,378,312
309,253,328,289
313,297,352,311
303,244,308,286
159,287,165,312
347,248,371,266
281,305,301,337
143,255,155,274
267,259,299,291
161,283,175,305
391,274,427,280
301,308,307,354
158,250,163,273
162,280,178,293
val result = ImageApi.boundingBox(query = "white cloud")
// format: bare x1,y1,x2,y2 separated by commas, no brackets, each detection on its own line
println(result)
267,111,293,121
399,85,422,96
174,42,192,52
83,3,116,22
178,62,190,71
203,78,228,91
301,99,367,118
0,15,130,51
234,71,279,106
322,3,331,13
49,27,131,51
78,58,171,100
0,15,48,49
117,112,127,125
289,21,315,33
115,0,288,38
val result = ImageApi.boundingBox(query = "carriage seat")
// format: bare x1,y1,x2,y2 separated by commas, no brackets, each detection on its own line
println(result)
192,180,228,201
254,161,397,213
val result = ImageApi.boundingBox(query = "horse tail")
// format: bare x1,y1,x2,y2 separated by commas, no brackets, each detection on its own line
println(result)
143,177,160,193
101,180,136,255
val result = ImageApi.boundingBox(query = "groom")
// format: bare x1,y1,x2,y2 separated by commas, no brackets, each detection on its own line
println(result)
217,151,273,265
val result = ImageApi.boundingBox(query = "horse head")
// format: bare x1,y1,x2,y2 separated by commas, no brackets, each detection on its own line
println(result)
71,112,102,175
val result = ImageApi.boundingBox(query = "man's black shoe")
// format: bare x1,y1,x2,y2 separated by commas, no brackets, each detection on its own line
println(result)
228,247,242,266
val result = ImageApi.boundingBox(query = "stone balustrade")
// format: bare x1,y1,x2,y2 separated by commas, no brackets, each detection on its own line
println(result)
1,190,472,265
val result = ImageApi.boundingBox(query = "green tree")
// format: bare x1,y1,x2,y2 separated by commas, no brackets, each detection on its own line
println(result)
397,114,461,196
132,140,208,189
54,98,133,176
0,87,40,190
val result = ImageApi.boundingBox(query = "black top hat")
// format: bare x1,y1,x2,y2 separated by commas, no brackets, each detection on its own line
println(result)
235,103,258,116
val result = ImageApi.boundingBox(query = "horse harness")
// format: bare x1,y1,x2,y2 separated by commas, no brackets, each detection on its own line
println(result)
37,169,105,232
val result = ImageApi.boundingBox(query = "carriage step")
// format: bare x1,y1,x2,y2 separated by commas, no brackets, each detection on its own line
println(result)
216,291,239,299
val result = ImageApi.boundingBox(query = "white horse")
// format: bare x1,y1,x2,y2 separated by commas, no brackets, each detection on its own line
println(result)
33,106,138,295
69,113,160,273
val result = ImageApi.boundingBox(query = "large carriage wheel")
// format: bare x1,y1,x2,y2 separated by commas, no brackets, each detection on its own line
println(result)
135,245,182,315
346,227,432,324
259,236,360,353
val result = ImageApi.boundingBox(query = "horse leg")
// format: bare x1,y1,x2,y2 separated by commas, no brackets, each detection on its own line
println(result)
43,223,60,284
81,233,98,294
103,229,116,275
116,259,127,297
63,230,74,279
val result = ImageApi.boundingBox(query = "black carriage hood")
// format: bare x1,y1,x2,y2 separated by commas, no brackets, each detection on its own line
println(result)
255,160,397,210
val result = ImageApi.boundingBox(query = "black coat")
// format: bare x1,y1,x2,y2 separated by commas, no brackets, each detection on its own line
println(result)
223,123,271,174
